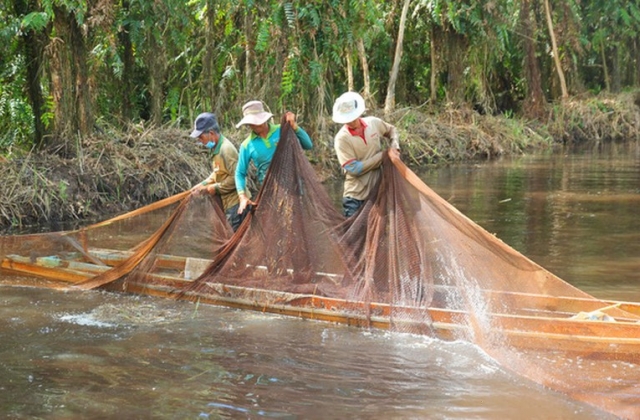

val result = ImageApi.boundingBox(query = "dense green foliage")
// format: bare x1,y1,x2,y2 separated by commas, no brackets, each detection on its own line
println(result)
1,0,639,153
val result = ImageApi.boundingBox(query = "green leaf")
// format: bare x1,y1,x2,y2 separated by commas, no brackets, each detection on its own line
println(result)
21,12,50,32
284,2,295,29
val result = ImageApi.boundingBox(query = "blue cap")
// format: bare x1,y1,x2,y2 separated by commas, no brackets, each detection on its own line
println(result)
190,112,218,138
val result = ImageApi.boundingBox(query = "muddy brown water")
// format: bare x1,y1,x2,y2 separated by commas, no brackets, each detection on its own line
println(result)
422,143,640,302
1,144,638,419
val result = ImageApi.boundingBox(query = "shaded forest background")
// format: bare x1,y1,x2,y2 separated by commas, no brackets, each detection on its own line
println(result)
1,0,640,229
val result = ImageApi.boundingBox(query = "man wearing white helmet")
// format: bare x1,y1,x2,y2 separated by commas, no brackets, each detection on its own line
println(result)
332,92,400,217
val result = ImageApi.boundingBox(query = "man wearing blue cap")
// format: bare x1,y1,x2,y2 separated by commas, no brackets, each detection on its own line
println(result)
190,112,249,231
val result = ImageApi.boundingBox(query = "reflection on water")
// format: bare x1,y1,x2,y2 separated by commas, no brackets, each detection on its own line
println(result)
0,287,609,419
1,145,638,418
423,143,640,301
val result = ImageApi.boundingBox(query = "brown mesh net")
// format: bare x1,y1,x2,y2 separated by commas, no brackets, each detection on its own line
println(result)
2,118,640,418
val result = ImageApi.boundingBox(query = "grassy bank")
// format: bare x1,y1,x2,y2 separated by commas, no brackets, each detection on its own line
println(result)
2,92,639,231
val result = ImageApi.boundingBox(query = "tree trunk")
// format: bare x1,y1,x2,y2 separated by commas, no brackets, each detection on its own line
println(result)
118,0,134,120
312,44,326,133
444,30,468,105
520,0,545,119
601,40,610,92
146,34,167,126
611,45,621,93
50,5,94,145
636,38,640,87
244,9,253,95
384,0,411,115
202,0,217,110
25,34,46,148
346,47,354,92
357,38,372,107
430,27,437,103
14,0,46,148
543,0,568,99
50,13,72,138
71,19,92,137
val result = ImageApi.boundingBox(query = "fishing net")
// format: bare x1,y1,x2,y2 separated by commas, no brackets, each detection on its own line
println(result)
2,117,640,418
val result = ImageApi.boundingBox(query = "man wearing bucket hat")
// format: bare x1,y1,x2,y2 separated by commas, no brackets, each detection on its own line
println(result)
189,112,248,231
234,100,313,214
332,91,400,217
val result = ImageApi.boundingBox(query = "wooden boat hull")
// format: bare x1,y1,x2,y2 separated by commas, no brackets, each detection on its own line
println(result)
3,250,640,364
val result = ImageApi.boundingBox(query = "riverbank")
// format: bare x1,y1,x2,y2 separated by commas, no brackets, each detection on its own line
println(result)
2,92,639,231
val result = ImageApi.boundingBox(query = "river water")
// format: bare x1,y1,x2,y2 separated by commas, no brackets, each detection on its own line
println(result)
2,144,638,419
423,142,640,302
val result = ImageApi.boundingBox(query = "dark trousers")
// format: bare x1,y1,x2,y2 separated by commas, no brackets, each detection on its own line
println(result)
342,197,365,218
226,203,246,232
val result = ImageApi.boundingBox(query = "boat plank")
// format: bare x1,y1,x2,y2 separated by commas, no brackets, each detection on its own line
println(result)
4,251,640,362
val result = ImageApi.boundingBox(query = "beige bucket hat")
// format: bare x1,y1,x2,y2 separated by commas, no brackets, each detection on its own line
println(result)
332,92,366,124
235,100,274,128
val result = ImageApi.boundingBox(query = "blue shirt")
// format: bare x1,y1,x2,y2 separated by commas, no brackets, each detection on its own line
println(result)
235,124,313,195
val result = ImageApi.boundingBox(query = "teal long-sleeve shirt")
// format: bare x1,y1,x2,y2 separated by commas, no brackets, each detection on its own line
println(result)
235,123,313,195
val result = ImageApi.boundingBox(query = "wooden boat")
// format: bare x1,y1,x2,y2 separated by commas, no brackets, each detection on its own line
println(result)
4,247,640,364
